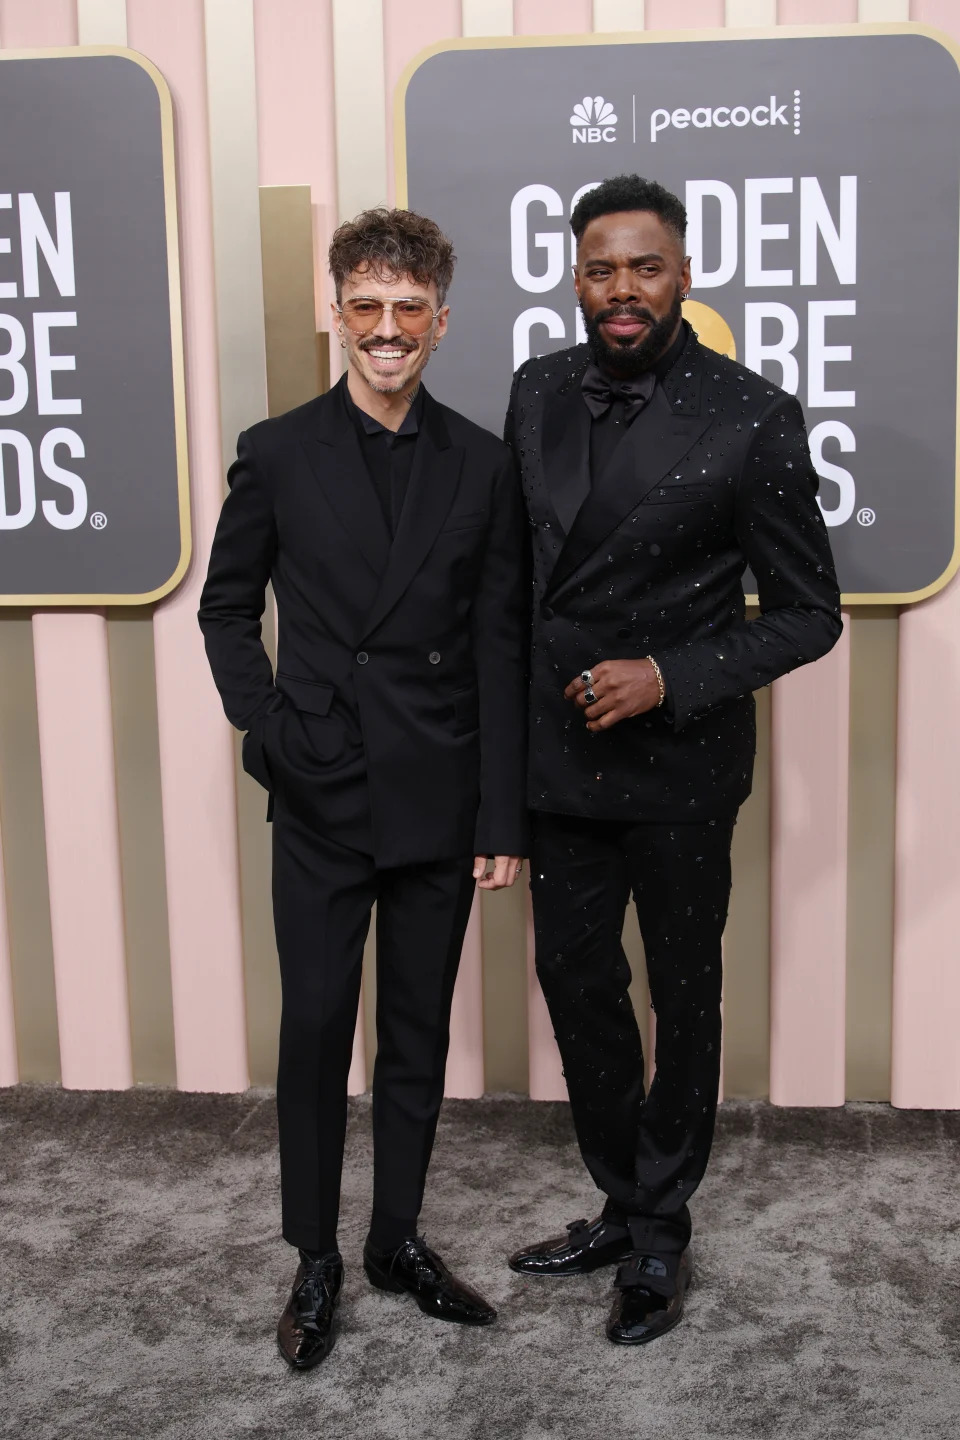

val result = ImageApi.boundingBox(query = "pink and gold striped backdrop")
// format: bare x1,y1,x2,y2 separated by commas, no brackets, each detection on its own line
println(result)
0,0,957,1109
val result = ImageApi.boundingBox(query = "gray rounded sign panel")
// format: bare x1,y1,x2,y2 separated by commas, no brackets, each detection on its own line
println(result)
399,28,960,603
0,50,188,604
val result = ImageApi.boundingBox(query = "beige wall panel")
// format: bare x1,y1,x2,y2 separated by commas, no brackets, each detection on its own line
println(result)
845,609,897,1101
481,883,528,1092
724,681,772,1098
725,0,776,21
593,0,645,27
0,614,60,1082
204,0,269,469
106,612,177,1086
76,0,127,44
364,919,379,1088
858,0,909,19
462,0,514,36
260,187,325,415
332,0,388,220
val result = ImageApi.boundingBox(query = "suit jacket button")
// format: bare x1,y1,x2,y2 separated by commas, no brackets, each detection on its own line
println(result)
617,626,632,639
356,651,369,664
542,605,555,621
429,651,441,664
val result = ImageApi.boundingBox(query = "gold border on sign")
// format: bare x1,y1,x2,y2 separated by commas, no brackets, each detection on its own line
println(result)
0,46,191,608
394,23,960,609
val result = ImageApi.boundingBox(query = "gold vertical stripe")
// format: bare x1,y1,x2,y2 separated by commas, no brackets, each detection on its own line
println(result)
0,613,60,1082
76,0,127,44
481,884,528,1092
332,0,387,221
724,680,772,1098
858,0,910,20
106,611,177,1085
592,0,645,29
845,608,897,1100
260,187,326,415
461,0,514,35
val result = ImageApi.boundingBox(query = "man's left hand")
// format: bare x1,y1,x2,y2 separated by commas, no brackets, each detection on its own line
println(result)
473,855,523,889
565,660,662,731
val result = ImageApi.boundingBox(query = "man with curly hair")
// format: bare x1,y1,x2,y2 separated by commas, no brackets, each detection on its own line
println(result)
199,208,527,1367
504,174,841,1344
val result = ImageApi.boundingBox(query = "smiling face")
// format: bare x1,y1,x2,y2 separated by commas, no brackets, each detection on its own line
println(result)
574,210,691,377
332,266,448,397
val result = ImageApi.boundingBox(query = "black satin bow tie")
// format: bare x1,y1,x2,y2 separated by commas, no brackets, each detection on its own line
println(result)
581,364,657,421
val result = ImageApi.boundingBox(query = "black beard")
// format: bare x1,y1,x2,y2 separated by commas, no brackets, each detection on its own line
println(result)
581,293,683,377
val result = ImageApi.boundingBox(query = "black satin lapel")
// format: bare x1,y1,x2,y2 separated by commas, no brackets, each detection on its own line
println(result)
298,382,392,578
361,402,463,639
547,385,711,598
541,388,590,535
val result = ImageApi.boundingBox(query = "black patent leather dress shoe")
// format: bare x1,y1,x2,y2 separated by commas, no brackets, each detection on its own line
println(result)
363,1236,496,1326
277,1251,343,1369
606,1250,692,1346
508,1216,634,1277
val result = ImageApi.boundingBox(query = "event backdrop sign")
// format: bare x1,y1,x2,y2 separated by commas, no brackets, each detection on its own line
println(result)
399,26,960,604
0,50,188,605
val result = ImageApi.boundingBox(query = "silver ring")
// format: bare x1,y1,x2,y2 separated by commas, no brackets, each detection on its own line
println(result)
583,688,597,705
581,669,593,687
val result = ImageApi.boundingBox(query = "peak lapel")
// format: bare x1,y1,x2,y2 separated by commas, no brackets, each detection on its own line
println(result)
542,384,591,537
361,393,464,640
297,377,392,578
546,360,709,599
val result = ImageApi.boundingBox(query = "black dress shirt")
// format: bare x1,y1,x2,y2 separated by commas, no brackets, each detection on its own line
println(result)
587,322,689,484
343,382,424,537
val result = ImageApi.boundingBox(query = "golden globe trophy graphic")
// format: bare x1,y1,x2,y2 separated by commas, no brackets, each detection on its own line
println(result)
682,301,737,360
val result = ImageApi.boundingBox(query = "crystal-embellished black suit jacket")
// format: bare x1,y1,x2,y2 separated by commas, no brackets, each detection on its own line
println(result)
504,327,842,821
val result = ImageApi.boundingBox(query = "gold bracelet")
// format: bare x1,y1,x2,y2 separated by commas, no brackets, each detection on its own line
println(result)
646,655,666,708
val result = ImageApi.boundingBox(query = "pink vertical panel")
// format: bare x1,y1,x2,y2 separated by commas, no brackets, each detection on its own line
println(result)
2,0,131,1092
911,0,959,29
33,615,132,1088
127,0,248,1092
526,890,567,1100
778,0,856,19
891,0,960,1115
384,0,460,204
445,891,485,1097
0,0,77,46
252,0,338,329
645,0,724,26
0,816,17,1085
514,0,592,32
769,622,850,1106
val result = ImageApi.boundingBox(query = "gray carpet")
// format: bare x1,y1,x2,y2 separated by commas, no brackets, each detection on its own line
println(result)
1,1090,959,1440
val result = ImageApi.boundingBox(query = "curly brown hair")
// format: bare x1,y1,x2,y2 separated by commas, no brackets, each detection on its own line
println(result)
328,207,456,303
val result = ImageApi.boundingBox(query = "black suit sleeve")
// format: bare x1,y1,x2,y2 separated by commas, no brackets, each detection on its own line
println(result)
197,430,280,731
472,449,530,857
654,394,843,730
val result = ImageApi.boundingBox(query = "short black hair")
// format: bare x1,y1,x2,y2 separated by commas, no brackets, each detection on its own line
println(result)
570,174,686,246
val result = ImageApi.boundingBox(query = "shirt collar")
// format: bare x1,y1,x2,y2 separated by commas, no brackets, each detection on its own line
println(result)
344,378,423,438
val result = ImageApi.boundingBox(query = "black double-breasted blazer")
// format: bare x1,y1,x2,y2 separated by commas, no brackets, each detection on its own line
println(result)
504,326,842,822
199,376,528,867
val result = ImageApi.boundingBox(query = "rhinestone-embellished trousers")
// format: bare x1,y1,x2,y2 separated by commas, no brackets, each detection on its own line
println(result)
529,810,736,1256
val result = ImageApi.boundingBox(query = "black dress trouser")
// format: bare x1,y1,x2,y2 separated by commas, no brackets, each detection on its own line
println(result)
271,799,477,1253
529,810,736,1257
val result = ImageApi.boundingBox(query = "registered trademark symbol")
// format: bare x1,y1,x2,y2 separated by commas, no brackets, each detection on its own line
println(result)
857,508,876,527
90,511,108,530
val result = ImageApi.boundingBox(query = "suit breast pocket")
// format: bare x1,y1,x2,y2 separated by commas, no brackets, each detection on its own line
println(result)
644,483,716,506
440,508,487,535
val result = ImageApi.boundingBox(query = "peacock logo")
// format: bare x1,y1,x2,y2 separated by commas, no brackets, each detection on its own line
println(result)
570,96,618,144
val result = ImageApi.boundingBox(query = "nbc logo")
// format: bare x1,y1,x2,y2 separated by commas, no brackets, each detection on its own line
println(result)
570,95,618,144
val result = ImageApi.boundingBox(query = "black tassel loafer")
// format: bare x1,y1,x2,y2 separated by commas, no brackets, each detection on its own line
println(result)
508,1216,634,1277
606,1250,692,1345
277,1251,343,1370
363,1235,497,1326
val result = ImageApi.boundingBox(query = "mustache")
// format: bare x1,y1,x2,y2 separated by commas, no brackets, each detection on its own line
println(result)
358,336,418,352
592,304,657,326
